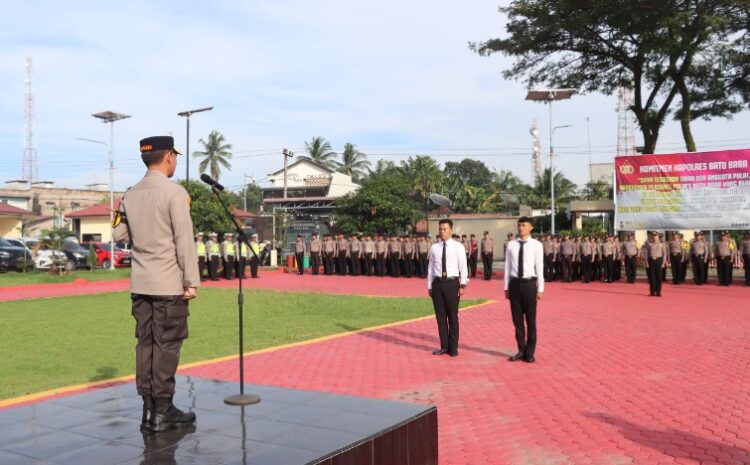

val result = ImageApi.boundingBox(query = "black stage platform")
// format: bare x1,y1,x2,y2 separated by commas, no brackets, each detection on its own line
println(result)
0,375,437,465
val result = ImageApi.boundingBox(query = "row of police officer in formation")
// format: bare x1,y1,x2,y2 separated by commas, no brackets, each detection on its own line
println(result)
194,232,262,280
292,231,498,279
539,230,750,296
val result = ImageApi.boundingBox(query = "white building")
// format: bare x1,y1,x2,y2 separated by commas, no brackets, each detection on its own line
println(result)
263,158,360,211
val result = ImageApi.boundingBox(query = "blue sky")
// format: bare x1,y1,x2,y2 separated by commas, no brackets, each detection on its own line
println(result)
2,0,749,192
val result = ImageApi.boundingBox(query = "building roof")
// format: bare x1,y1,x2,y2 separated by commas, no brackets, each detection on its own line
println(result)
429,213,513,220
67,199,122,218
0,203,33,216
232,208,258,219
267,158,335,176
263,196,337,203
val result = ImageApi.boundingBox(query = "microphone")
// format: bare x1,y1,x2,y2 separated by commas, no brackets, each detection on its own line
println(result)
200,173,224,191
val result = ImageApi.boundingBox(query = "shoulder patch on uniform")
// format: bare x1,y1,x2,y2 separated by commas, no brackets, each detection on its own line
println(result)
187,195,192,207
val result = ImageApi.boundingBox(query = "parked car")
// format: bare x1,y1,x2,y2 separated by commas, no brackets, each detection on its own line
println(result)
0,238,34,272
34,248,68,270
81,241,131,268
61,239,91,271
0,250,9,272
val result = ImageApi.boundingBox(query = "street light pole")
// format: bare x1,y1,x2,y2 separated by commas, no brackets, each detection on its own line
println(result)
92,111,130,270
177,106,213,184
282,149,294,199
551,124,574,234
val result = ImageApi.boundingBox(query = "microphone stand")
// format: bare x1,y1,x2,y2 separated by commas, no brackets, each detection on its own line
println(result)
207,184,261,406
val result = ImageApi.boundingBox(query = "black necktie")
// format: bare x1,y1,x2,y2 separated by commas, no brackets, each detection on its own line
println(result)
442,242,447,277
518,241,525,278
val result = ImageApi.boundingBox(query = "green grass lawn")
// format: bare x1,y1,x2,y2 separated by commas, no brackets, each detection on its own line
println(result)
0,268,131,287
0,288,485,400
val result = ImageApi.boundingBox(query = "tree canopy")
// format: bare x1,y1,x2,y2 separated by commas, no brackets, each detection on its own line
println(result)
303,136,338,170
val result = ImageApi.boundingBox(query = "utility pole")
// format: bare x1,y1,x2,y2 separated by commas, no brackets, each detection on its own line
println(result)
243,172,248,211
282,149,294,199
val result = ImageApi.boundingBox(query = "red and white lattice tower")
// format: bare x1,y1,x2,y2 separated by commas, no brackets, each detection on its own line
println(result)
530,119,543,181
22,57,39,182
616,87,637,157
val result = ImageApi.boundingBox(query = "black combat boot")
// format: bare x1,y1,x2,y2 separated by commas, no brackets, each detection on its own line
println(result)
149,397,196,432
140,395,154,431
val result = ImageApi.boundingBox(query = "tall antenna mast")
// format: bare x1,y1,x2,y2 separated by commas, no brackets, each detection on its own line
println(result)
22,57,39,182
616,87,637,157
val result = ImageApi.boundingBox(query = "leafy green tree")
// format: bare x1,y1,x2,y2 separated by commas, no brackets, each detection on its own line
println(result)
522,168,578,210
582,181,613,200
472,0,750,153
303,136,338,170
443,159,493,191
401,156,443,213
179,180,237,235
335,166,422,235
193,130,233,180
239,182,263,213
337,143,371,181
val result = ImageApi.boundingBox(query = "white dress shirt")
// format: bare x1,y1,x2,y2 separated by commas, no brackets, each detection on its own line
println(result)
504,237,545,293
427,238,469,289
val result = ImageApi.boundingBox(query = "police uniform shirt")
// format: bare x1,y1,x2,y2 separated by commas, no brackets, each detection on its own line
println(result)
716,240,732,257
295,239,305,254
363,239,375,255
669,239,682,255
481,237,494,255
580,241,594,256
114,170,200,295
323,239,336,254
337,238,349,255
350,239,361,257
742,238,750,255
417,240,429,254
426,239,469,290
403,240,414,258
691,239,706,256
645,241,665,259
559,240,575,256
388,240,401,255
622,240,637,257
310,238,322,253
543,240,555,255
504,237,545,293
602,242,614,256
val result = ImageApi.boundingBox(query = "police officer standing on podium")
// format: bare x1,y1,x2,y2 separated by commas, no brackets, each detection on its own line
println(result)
504,217,544,363
428,219,468,357
114,136,198,432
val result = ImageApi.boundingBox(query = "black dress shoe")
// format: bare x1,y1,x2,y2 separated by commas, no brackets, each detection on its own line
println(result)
432,349,448,355
449,351,458,357
149,398,196,432
525,355,536,363
509,352,525,362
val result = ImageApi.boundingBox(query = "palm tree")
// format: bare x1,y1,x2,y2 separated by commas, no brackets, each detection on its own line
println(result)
523,168,578,210
582,180,612,200
303,136,338,170
337,143,371,181
193,130,232,181
401,155,443,212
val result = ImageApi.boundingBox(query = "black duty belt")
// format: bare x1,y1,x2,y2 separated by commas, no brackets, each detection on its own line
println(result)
510,277,537,282
434,276,459,282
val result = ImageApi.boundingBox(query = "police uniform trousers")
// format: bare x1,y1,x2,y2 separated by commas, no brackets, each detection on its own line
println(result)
223,256,235,280
469,252,478,278
389,253,400,277
572,260,581,281
680,258,688,282
296,252,305,275
431,278,460,353
131,294,188,398
647,257,663,295
350,254,361,276
614,257,622,281
324,253,335,276
420,253,429,278
236,256,247,279
209,255,220,281
717,256,732,286
249,256,259,278
625,255,637,283
743,254,750,285
670,254,682,284
692,255,706,284
508,277,538,358
337,251,347,276
561,254,573,282
603,255,614,282
198,256,207,281
581,255,593,283
376,253,386,276
310,252,321,275
482,253,493,280
543,254,554,281
403,255,413,278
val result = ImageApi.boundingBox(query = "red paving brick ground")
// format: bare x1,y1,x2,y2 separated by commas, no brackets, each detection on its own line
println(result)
3,273,750,464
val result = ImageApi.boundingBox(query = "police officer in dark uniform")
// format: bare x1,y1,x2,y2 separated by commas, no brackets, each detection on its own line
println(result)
742,231,750,287
114,136,198,432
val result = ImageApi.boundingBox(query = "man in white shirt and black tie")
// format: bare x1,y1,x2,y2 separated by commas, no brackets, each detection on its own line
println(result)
428,219,469,357
504,216,544,363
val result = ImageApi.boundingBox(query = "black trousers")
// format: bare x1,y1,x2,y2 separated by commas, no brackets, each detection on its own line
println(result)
614,258,622,281
131,294,188,398
469,252,478,278
236,257,247,279
647,257,663,295
508,279,537,358
350,254,361,276
337,252,347,275
403,255,413,277
223,256,235,280
603,255,614,282
482,253,493,280
296,252,305,275
717,256,732,285
389,253,400,277
324,253,335,275
543,254,554,281
743,254,750,285
692,255,706,284
581,255,592,283
572,260,580,281
431,279,460,353
198,256,206,281
249,257,259,278
310,252,320,275
209,256,220,280
625,256,637,283
670,254,682,284
561,255,573,282
680,260,688,283
376,253,386,276
363,255,373,276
